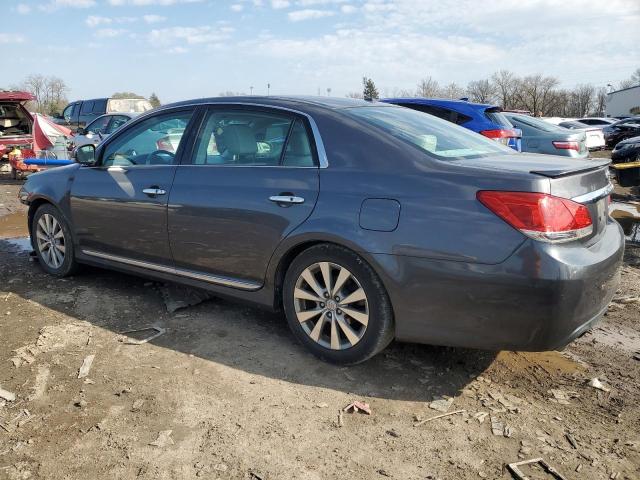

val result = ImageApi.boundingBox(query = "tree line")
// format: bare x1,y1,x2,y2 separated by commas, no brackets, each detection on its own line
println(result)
353,68,640,117
3,74,161,116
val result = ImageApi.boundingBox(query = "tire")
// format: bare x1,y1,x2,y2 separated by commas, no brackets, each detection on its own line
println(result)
283,244,394,364
31,204,78,277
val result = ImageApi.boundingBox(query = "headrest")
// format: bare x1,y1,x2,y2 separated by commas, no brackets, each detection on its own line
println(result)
217,124,257,156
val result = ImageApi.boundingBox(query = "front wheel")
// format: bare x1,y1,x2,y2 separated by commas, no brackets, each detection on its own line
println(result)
283,244,394,364
31,204,78,277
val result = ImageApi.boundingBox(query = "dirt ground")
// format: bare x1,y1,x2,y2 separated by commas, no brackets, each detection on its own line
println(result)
0,172,639,480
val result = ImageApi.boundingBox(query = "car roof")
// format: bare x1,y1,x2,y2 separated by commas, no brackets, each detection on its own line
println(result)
160,95,392,112
382,97,497,110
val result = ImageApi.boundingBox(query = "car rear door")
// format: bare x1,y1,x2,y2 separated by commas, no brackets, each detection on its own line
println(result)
70,108,196,266
167,105,320,288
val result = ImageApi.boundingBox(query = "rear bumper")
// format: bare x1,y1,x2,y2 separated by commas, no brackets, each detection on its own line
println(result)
373,219,625,351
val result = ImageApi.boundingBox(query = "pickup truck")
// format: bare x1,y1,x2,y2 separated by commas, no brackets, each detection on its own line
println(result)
54,97,153,131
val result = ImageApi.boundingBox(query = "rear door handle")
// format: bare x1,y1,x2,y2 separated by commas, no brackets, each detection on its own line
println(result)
269,195,305,205
143,188,166,196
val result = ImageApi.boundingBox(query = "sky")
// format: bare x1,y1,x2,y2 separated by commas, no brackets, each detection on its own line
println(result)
2,0,639,103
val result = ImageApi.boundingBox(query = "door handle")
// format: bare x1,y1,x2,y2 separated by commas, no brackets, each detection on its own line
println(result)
269,195,304,205
143,188,166,196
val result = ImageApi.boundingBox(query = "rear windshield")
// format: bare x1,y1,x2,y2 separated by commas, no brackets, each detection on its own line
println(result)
484,108,513,128
345,106,512,160
507,114,565,133
107,98,153,114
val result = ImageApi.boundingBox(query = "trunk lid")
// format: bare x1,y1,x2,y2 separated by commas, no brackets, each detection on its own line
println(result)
0,91,35,104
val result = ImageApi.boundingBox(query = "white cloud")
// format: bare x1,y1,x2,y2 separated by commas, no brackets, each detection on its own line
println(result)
143,14,166,23
168,46,189,54
271,0,290,9
288,8,335,21
297,0,346,4
230,4,244,11
147,26,233,46
108,0,202,5
340,4,356,13
16,4,32,14
40,0,96,11
95,28,127,38
0,33,26,44
86,15,112,27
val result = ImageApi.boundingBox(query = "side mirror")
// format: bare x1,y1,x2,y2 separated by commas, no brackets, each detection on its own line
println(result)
76,127,86,135
75,144,96,165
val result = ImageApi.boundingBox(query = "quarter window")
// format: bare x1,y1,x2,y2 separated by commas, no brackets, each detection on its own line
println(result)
80,101,94,114
101,111,192,167
192,109,315,167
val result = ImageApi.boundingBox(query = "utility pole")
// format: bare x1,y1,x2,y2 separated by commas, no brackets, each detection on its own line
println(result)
267,83,270,96
327,87,331,96
250,86,253,95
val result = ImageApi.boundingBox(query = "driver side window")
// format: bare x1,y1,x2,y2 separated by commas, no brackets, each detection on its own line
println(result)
101,110,192,167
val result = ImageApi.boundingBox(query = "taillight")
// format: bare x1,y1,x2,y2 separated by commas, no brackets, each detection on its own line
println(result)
477,191,593,243
480,129,519,146
552,141,580,151
156,137,174,152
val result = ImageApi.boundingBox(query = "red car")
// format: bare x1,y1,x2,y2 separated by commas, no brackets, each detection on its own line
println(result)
1,91,72,178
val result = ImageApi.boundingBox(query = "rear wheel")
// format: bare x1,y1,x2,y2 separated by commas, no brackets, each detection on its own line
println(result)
283,244,394,364
31,204,78,277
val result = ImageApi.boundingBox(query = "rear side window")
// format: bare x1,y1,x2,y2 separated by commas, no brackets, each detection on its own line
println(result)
80,101,94,114
484,108,513,128
191,109,316,167
508,115,563,133
92,99,107,113
402,104,471,125
346,106,511,160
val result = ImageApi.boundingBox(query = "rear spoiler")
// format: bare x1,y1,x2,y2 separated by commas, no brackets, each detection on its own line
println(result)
530,159,611,178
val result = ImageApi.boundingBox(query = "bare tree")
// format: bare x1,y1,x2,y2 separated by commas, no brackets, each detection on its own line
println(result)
569,84,595,117
512,74,559,116
346,91,364,99
19,74,69,115
466,79,495,103
594,87,607,115
416,76,440,97
491,70,516,109
441,82,465,99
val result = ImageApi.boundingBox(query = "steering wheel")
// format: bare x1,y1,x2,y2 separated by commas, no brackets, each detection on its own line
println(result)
147,149,175,165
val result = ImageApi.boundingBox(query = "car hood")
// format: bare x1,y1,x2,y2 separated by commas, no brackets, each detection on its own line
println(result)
455,153,609,178
0,91,35,103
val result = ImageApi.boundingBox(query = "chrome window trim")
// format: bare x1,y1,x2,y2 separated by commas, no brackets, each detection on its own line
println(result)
131,101,329,168
81,249,261,291
571,183,613,204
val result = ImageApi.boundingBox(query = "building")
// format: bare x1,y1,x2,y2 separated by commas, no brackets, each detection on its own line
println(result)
606,85,640,117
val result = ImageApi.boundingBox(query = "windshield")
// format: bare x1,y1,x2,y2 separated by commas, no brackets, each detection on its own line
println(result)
346,106,512,160
506,114,564,133
107,98,153,114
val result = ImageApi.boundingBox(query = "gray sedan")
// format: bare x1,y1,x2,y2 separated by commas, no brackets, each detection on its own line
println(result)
19,97,623,364
71,113,137,149
504,113,588,158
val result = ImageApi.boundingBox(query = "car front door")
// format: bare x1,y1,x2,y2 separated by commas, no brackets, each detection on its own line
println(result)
167,106,320,288
70,108,196,266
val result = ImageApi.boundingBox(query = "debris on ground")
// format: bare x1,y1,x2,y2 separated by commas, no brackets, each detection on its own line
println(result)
489,416,513,437
414,409,465,427
428,396,454,412
565,432,578,449
159,283,214,313
119,326,166,345
149,430,174,447
132,399,145,412
612,295,640,304
473,411,489,424
507,458,568,480
386,429,400,438
343,401,371,415
0,387,16,402
588,378,611,392
337,410,344,427
77,354,95,379
548,389,579,404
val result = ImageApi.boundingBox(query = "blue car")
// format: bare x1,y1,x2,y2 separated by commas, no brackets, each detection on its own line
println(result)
382,98,522,152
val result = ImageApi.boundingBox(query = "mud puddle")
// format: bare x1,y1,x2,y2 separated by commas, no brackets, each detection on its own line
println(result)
610,201,640,243
0,210,28,239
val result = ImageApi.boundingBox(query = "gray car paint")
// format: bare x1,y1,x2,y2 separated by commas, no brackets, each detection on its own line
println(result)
504,113,588,158
20,96,624,352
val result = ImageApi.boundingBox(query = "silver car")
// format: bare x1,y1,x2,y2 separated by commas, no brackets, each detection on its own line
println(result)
504,113,588,158
71,113,137,149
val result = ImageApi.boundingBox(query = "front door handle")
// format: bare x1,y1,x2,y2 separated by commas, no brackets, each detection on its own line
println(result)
269,195,305,205
143,188,166,196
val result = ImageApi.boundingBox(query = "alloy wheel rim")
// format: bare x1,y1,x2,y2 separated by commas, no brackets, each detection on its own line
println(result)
35,213,66,269
293,262,369,350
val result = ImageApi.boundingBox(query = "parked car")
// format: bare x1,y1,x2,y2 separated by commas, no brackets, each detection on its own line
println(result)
0,91,35,161
611,135,640,163
504,113,588,158
602,117,640,148
54,97,153,131
20,96,623,364
557,121,606,150
71,113,137,150
576,117,618,127
381,98,522,151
